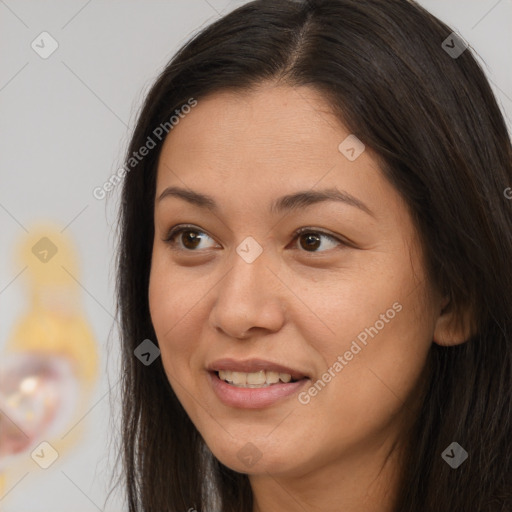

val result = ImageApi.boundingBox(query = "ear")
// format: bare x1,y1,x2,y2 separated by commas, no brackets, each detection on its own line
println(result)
433,295,474,346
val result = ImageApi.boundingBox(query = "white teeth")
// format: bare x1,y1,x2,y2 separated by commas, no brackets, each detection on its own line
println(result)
266,371,280,384
231,371,247,386
217,369,296,387
247,371,266,385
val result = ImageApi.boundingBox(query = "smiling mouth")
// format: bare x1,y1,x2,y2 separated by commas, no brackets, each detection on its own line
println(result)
214,369,303,388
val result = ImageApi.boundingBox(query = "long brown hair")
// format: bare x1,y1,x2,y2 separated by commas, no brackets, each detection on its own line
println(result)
111,1,512,510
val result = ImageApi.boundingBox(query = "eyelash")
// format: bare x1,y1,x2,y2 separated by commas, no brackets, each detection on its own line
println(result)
162,224,348,253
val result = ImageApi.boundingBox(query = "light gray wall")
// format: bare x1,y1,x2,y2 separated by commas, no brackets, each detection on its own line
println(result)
1,1,510,510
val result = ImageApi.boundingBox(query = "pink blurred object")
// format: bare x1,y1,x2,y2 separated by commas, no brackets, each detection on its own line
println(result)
0,352,79,469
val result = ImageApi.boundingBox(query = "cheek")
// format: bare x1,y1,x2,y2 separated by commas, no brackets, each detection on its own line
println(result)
148,246,205,334
300,255,433,410
148,254,201,375
305,285,433,443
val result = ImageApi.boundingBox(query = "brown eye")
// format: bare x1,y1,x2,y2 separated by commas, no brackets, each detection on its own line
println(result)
299,232,322,251
293,229,344,253
163,226,217,251
180,230,203,250
163,225,347,253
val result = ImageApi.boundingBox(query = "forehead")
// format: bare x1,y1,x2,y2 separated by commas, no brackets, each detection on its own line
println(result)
156,84,381,189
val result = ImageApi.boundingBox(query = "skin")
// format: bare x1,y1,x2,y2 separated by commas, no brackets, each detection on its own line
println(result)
148,83,469,512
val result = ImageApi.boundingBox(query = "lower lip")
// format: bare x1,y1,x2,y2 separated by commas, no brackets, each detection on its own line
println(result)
207,371,309,409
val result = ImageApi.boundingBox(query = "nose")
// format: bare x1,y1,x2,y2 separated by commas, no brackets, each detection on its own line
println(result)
209,246,286,340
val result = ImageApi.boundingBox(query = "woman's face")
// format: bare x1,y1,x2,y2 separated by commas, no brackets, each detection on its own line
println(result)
149,84,443,478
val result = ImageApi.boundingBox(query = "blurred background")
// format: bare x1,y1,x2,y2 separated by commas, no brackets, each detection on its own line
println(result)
0,1,511,510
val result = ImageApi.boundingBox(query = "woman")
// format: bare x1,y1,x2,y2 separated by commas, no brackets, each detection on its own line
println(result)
113,0,512,510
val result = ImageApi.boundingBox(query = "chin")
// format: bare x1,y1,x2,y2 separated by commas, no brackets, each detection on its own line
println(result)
204,435,305,476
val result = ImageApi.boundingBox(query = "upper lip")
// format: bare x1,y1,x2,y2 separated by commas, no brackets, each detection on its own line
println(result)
207,358,310,381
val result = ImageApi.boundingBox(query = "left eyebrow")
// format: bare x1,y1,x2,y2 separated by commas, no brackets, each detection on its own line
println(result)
271,188,374,217
156,186,375,218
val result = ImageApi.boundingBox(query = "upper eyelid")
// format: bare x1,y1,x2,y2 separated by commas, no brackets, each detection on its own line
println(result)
165,227,217,248
164,224,216,243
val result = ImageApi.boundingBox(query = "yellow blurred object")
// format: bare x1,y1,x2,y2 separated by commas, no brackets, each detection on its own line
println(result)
6,222,98,381
0,222,100,504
